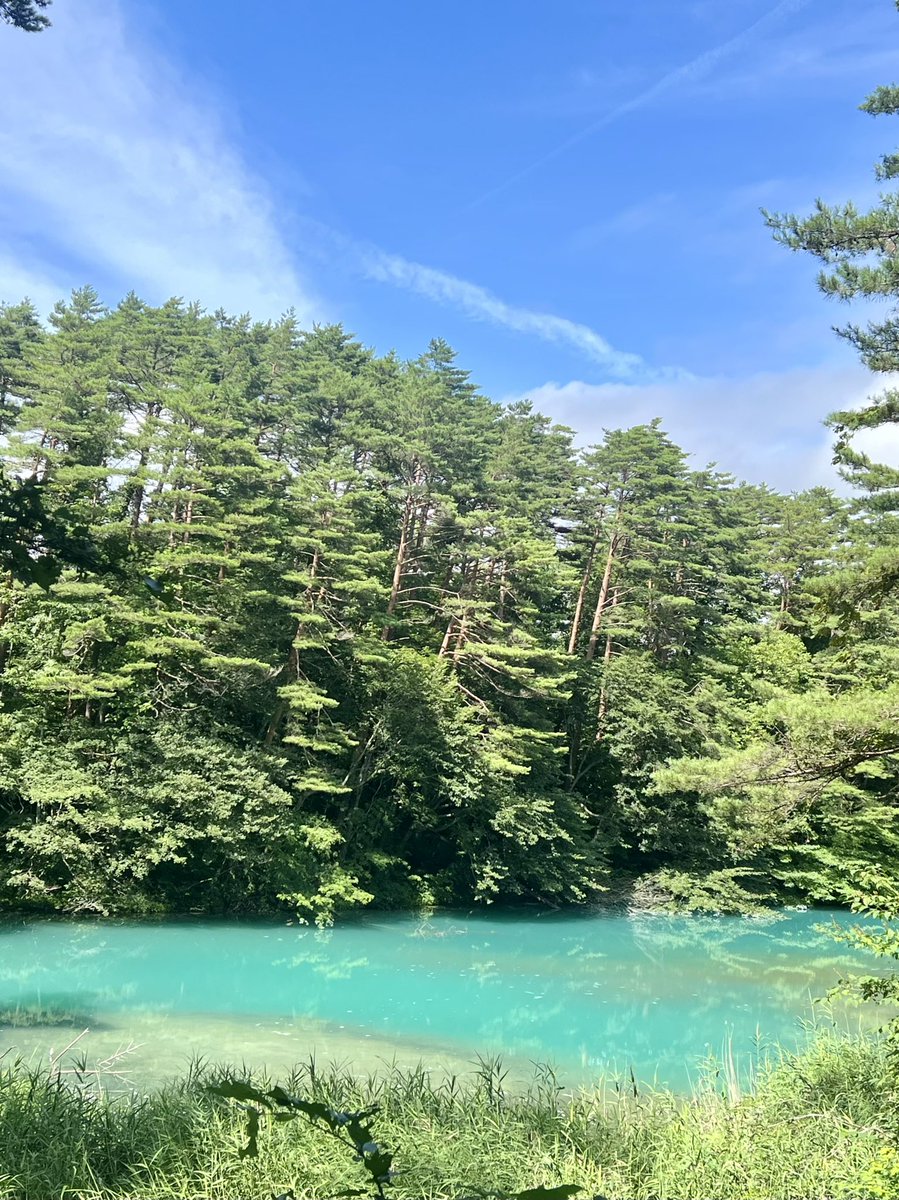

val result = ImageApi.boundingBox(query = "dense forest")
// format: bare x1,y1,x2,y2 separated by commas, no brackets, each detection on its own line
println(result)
1,36,899,923
0,276,895,923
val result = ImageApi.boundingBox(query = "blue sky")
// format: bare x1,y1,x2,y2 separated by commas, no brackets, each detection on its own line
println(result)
1,0,898,488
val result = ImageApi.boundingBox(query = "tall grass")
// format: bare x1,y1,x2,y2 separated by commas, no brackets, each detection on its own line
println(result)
0,1034,892,1200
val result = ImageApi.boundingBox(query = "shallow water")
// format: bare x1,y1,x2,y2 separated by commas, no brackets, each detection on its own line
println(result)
0,908,883,1091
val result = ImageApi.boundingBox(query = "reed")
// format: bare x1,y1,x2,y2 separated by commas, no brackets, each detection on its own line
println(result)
0,1033,892,1200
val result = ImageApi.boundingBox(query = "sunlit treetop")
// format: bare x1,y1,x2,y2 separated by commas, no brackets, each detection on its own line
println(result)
0,0,51,32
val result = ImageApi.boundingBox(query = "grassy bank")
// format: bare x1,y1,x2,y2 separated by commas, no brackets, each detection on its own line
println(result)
0,1034,893,1200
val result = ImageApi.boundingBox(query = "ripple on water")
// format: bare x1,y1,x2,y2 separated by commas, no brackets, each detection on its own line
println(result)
0,908,887,1091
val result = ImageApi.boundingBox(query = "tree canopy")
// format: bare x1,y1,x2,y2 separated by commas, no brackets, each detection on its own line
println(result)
0,282,893,921
2,6,899,925
0,0,51,31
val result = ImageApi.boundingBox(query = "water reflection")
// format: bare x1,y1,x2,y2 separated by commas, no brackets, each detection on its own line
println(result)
0,909,883,1090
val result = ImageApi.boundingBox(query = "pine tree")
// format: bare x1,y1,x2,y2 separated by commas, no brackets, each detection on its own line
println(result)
1,284,890,918
0,0,51,32
765,75,899,511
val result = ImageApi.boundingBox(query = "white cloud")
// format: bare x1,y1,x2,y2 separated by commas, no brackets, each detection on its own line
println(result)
0,2,661,381
359,245,677,381
0,254,70,318
852,422,899,472
1,0,823,401
507,364,898,491
0,2,318,322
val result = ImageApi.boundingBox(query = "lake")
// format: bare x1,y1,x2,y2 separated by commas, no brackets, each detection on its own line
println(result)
0,908,882,1092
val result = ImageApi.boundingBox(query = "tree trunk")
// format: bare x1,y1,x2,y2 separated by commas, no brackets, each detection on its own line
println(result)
586,533,618,660
414,498,431,551
182,487,195,543
568,530,599,654
595,588,619,741
440,560,479,662
497,563,508,623
264,699,287,746
439,616,456,657
451,611,470,664
383,489,416,638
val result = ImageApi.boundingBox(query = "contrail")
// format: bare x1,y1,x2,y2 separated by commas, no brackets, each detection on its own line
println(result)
464,0,812,212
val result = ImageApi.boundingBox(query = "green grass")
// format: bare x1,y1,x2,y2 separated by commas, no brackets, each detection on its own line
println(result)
0,1034,893,1200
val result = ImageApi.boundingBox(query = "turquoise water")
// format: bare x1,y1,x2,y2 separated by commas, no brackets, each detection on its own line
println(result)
0,909,882,1090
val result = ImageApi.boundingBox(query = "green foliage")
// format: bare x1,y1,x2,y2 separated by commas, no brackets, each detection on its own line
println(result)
0,1039,890,1199
209,1079,583,1200
0,284,893,918
828,871,899,1045
0,0,50,31
633,20,899,913
822,871,899,1198
632,868,776,915
764,57,899,507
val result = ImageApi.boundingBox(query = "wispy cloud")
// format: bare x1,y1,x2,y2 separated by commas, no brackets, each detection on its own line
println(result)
508,363,893,492
565,193,677,254
359,245,681,381
465,0,812,211
0,0,677,386
683,1,897,102
0,2,319,321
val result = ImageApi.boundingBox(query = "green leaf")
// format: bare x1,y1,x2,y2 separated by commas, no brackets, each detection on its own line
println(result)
208,1081,273,1108
238,1106,260,1160
362,1150,393,1180
268,1087,334,1124
346,1119,376,1146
